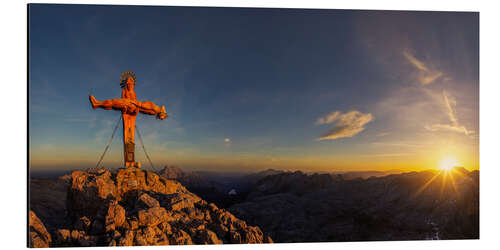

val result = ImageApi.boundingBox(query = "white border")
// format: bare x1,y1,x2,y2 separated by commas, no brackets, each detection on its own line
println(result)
2,0,499,249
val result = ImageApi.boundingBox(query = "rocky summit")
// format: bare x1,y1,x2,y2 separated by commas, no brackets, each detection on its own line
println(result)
28,167,272,247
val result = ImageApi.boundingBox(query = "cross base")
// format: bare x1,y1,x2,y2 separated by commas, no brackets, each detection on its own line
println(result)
125,161,142,169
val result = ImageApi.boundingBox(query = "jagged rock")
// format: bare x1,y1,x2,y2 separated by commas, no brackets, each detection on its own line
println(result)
39,167,272,246
138,207,168,227
115,168,186,197
134,226,161,245
137,193,160,208
196,229,222,244
105,200,126,231
170,229,193,245
29,210,52,248
55,229,97,247
158,221,172,234
167,193,200,211
127,217,139,230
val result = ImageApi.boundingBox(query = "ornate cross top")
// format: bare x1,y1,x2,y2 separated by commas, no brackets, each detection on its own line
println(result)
89,70,167,168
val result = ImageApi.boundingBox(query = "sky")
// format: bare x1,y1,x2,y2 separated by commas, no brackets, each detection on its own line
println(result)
28,4,479,173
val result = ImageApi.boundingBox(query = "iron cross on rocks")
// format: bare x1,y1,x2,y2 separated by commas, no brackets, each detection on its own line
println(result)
89,70,167,168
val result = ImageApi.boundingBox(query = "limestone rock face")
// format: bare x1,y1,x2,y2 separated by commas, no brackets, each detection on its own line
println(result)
38,167,272,247
29,210,52,248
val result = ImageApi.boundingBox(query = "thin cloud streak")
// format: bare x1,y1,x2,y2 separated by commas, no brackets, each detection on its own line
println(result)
425,91,474,136
403,50,443,85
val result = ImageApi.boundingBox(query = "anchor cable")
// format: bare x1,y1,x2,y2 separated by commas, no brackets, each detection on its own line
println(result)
135,124,158,172
120,120,124,167
95,115,122,168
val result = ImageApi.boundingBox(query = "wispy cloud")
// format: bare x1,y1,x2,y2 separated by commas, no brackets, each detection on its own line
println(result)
403,50,443,85
316,110,374,141
315,111,341,125
425,124,473,135
425,91,474,136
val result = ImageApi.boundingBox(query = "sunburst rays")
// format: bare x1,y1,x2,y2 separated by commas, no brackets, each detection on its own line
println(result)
413,167,464,199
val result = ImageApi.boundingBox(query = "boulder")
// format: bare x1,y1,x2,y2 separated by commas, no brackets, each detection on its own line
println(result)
138,207,168,227
105,200,126,231
136,193,160,209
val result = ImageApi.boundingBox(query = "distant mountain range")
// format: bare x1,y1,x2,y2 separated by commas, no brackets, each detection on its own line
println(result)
156,166,285,208
330,169,404,180
229,167,479,242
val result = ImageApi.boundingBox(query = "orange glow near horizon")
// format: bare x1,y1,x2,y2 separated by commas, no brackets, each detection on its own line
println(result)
438,156,462,171
29,140,479,173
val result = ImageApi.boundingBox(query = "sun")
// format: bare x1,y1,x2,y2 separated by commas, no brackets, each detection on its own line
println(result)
438,156,461,171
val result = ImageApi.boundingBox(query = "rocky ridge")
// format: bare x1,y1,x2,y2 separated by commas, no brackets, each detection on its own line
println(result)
229,168,479,242
29,167,272,247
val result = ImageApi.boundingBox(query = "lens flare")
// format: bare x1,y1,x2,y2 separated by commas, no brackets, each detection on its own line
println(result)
438,156,461,171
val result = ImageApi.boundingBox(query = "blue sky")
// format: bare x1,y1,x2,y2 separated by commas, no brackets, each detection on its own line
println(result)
29,4,479,173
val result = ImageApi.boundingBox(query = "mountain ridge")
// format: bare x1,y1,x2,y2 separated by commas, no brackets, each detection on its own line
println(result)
229,168,479,242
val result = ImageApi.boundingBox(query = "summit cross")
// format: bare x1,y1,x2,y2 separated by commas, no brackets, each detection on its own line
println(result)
89,70,167,168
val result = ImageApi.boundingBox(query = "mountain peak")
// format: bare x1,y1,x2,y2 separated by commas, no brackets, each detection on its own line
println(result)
29,167,272,247
158,165,185,178
452,166,470,174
